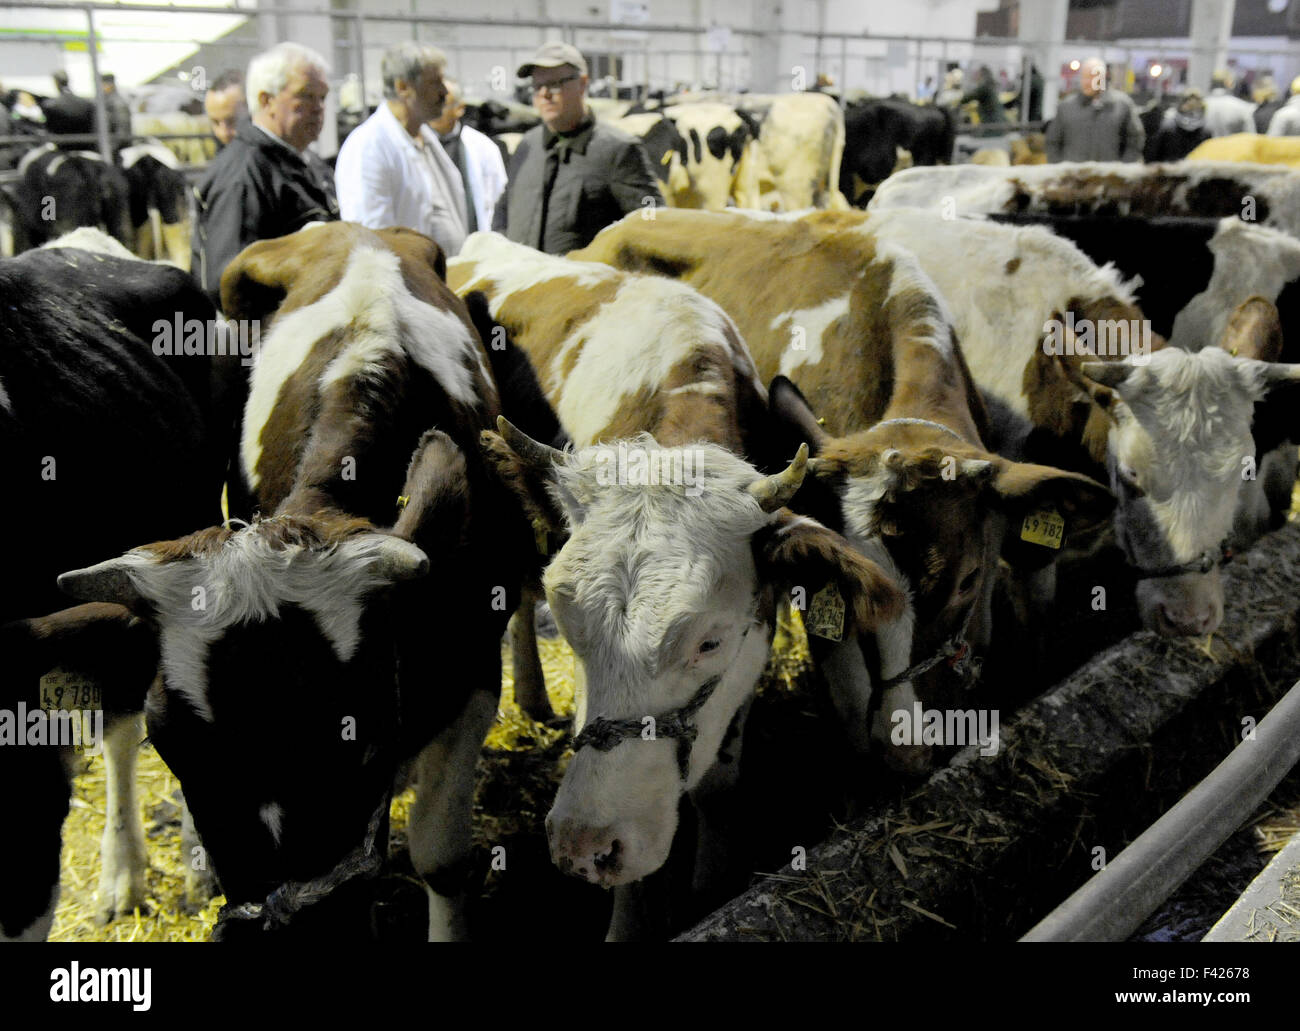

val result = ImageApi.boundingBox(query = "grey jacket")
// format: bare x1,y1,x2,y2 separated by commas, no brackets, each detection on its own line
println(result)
493,112,662,254
1045,91,1145,163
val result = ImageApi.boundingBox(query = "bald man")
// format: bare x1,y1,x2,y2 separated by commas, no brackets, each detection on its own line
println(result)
1046,57,1144,162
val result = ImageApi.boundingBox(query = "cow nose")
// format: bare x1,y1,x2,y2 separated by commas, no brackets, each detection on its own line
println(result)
545,816,623,884
1157,602,1218,637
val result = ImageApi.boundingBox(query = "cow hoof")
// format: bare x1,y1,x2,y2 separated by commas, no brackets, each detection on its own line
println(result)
94,873,150,925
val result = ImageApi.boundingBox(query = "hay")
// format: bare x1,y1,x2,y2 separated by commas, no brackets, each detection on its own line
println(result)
46,603,812,941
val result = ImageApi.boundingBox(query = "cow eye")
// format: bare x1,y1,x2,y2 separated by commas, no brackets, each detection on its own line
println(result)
1118,467,1144,498
958,568,980,594
698,639,721,655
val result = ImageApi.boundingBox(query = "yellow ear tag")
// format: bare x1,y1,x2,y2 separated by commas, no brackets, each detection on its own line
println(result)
39,668,102,752
1020,506,1065,549
396,495,410,512
806,582,846,642
660,151,673,165
532,517,549,556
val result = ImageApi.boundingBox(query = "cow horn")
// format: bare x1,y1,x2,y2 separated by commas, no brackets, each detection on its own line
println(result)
748,443,809,512
57,558,144,607
497,416,565,473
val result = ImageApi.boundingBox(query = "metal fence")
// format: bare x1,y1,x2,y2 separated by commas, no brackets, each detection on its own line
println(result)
4,1,1300,164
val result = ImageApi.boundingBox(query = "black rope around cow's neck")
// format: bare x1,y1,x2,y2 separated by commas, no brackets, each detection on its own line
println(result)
214,788,391,937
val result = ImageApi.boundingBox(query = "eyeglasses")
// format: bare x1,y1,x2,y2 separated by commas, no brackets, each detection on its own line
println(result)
532,74,579,96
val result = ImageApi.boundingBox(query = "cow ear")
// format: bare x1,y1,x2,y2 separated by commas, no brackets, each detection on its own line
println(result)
753,512,904,634
768,375,830,455
1,603,159,711
1218,296,1283,362
393,430,469,547
986,458,1116,567
57,556,148,608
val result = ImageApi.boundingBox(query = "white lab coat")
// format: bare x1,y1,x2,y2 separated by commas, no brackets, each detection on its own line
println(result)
335,102,468,257
456,123,509,232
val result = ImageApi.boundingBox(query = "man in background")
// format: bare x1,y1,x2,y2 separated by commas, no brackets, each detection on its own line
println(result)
192,42,337,307
204,69,247,149
335,42,468,258
429,77,508,234
493,41,660,254
1203,69,1255,137
1046,57,1144,162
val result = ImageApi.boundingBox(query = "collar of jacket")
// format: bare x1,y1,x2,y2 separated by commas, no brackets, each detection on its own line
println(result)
239,119,309,162
543,111,596,156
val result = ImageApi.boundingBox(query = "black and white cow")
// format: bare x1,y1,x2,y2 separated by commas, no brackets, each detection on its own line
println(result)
58,222,536,940
1,230,237,939
1,143,132,255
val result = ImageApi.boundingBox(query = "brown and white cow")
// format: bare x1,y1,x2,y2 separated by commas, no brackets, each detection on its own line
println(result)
58,222,533,940
448,232,903,935
860,207,1300,636
574,210,1114,770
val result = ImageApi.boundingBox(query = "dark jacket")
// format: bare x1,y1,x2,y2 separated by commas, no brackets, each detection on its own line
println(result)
1147,122,1210,162
1255,97,1286,134
1045,91,1145,163
959,79,1007,124
493,112,662,255
192,119,339,308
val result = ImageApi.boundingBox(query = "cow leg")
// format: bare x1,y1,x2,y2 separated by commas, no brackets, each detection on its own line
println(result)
95,714,148,924
180,793,217,910
407,688,497,941
509,582,555,723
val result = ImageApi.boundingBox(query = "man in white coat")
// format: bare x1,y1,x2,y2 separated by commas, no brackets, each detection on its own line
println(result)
429,78,508,232
334,42,468,257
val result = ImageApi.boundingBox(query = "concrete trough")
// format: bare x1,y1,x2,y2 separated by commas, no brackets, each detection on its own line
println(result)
678,520,1300,942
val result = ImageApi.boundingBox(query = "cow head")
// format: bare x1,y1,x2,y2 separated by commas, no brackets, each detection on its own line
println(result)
482,420,903,885
770,377,1114,771
54,431,470,937
1074,297,1300,636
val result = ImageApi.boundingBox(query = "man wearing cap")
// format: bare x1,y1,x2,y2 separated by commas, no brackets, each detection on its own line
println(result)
336,42,470,258
493,41,661,254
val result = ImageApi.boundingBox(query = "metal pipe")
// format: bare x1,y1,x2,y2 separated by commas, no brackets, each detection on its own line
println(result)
83,5,113,163
1020,678,1300,942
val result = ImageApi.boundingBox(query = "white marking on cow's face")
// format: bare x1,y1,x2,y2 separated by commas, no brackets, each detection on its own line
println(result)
1105,348,1262,634
259,802,285,845
541,439,777,885
771,291,849,377
1170,217,1300,352
242,245,485,488
110,527,418,720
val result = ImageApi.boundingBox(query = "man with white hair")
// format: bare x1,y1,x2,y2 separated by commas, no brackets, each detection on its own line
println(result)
192,41,338,307
1045,57,1144,162
335,42,468,258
